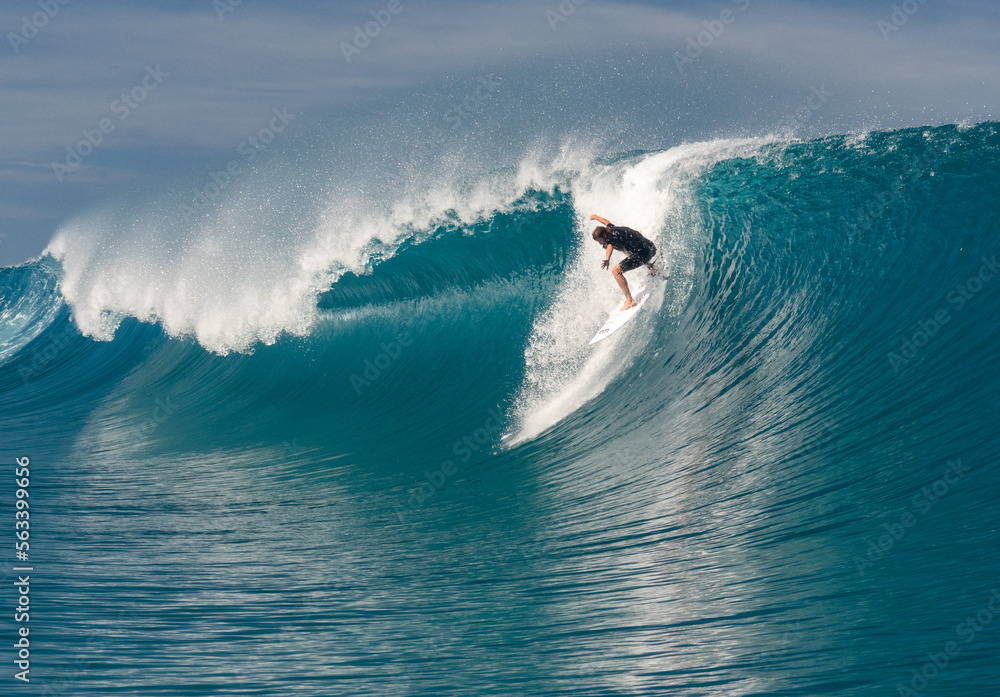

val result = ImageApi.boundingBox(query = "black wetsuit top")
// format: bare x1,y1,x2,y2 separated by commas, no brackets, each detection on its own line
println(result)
605,225,655,256
604,224,656,272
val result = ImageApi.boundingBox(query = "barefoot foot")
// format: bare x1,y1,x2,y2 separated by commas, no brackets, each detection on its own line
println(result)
620,298,636,311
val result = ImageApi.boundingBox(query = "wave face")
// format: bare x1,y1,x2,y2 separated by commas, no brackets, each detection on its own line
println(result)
3,122,1000,696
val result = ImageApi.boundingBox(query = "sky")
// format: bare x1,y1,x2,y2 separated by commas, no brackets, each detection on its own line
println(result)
1,0,998,267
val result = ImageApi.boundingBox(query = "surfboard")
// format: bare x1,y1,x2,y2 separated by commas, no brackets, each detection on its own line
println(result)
589,275,661,344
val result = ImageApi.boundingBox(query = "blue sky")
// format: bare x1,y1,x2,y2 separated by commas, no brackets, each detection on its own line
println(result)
2,0,998,266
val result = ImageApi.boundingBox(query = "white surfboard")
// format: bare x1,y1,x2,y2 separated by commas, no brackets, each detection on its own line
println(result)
589,275,661,344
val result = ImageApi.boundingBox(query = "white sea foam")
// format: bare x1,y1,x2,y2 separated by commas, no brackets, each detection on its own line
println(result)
44,144,575,355
505,138,770,445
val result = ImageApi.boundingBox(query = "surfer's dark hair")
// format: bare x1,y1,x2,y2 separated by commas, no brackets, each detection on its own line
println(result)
592,226,608,243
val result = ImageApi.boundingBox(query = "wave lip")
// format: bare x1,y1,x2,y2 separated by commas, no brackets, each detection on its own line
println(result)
41,145,583,354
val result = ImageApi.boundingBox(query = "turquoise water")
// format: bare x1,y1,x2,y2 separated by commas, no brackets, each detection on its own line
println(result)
2,123,1000,695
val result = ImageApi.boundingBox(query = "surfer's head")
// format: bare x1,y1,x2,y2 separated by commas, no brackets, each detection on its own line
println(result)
592,226,609,244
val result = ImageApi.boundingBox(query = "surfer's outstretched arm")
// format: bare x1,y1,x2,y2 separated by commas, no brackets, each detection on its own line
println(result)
590,214,611,226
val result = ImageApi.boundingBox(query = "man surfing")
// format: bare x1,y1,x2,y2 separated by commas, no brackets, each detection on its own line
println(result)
590,214,658,311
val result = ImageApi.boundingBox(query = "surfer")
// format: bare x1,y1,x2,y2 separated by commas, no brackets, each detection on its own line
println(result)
590,214,658,311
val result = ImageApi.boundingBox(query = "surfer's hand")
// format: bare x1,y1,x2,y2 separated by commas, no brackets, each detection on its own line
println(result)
601,259,609,270
590,214,600,221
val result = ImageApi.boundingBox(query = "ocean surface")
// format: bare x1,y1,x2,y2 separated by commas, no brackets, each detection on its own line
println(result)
2,122,1000,695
